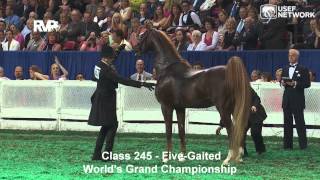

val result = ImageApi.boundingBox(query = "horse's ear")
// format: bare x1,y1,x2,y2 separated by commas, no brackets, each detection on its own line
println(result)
144,20,153,30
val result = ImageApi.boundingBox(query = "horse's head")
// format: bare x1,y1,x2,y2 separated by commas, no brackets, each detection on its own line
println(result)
134,20,156,56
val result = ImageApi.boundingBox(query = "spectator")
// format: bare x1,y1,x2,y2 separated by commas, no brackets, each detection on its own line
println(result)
80,32,99,51
174,29,189,52
0,66,10,80
25,31,43,51
128,18,141,48
29,65,47,80
201,18,219,51
309,71,316,82
260,0,287,49
83,11,100,38
261,72,272,82
2,30,20,51
0,20,6,32
14,66,24,80
163,4,182,32
130,59,152,81
192,62,204,70
0,30,5,45
58,13,70,35
86,0,98,17
60,10,84,50
53,3,71,21
119,0,133,24
152,5,168,30
75,73,85,81
152,67,157,80
222,18,236,50
273,68,282,83
5,5,21,29
25,0,45,19
178,1,202,29
111,29,132,51
251,69,261,82
235,6,248,34
217,10,228,38
304,19,320,49
49,57,69,80
21,18,34,39
147,0,159,19
233,16,258,50
38,32,62,51
94,6,108,29
43,12,53,25
187,30,207,51
9,24,24,50
98,31,110,50
100,0,114,15
16,0,30,23
111,12,128,38
28,11,38,20
137,3,151,24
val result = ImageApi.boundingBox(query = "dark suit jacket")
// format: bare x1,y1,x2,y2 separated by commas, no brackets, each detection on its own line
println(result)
249,88,267,123
261,18,287,49
233,28,258,50
281,64,311,110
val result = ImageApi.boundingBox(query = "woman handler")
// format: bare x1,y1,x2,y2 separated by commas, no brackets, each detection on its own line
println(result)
89,44,155,160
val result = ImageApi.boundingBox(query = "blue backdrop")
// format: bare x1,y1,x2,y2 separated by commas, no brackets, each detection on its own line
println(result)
0,50,319,81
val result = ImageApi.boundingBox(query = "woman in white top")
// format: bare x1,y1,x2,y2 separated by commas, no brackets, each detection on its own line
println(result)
201,18,219,51
187,30,207,51
119,0,132,23
2,30,20,51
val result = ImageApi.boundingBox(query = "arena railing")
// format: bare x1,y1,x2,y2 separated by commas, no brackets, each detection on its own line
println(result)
0,80,319,137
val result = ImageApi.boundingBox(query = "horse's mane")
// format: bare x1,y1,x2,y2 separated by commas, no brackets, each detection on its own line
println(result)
153,30,191,68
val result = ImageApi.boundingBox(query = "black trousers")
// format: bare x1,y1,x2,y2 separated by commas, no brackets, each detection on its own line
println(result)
92,122,118,159
244,119,266,154
283,108,307,149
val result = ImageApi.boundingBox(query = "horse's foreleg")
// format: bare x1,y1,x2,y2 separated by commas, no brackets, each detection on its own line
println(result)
176,108,186,162
161,105,173,163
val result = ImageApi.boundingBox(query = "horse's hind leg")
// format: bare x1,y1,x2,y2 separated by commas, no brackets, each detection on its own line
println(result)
217,106,233,165
176,108,186,162
161,105,173,163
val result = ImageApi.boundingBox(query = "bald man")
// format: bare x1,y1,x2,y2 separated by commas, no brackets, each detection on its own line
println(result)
130,59,152,82
281,49,310,150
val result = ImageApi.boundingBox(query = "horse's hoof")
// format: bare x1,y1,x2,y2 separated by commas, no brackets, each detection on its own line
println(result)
236,158,243,163
162,157,169,163
222,159,230,166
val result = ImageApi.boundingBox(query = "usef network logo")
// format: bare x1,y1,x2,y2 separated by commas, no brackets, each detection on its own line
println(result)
260,4,315,20
33,20,60,32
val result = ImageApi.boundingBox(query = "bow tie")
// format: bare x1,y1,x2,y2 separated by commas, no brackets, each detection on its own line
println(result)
289,64,297,68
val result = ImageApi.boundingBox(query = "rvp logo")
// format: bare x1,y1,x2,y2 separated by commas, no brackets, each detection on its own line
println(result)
33,20,60,32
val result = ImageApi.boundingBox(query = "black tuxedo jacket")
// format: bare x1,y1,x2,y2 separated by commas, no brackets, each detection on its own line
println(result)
281,64,310,110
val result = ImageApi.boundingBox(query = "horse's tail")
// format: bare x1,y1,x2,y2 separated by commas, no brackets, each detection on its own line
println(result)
225,56,251,160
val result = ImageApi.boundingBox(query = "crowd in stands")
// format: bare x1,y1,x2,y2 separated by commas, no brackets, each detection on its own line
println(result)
0,0,319,52
0,0,319,81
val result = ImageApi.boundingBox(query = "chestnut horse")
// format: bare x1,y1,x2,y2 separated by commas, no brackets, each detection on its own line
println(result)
135,28,251,164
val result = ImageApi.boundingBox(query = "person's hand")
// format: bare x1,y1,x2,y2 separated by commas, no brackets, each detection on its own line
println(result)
286,81,296,87
216,126,223,135
54,56,61,65
142,82,156,91
251,106,257,113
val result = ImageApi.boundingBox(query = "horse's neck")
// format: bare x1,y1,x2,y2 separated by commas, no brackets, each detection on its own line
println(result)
154,46,180,70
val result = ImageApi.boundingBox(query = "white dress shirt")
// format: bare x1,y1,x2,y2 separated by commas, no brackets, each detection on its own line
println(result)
289,63,297,79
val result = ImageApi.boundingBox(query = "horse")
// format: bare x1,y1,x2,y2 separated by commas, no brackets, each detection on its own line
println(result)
135,27,251,164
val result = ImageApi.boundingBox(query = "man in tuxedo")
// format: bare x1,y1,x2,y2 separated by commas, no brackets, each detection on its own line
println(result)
281,49,310,150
